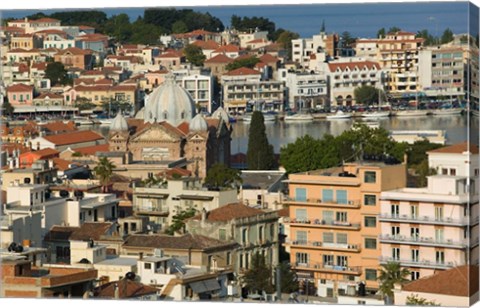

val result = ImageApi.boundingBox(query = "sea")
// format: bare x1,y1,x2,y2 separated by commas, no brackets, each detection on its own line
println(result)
1,1,478,38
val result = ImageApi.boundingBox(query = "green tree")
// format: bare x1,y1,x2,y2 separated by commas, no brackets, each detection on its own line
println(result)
416,29,436,46
412,156,437,187
276,30,300,60
387,26,401,34
277,262,299,293
406,140,442,166
377,27,386,38
45,62,72,86
231,15,276,40
165,206,197,235
242,252,274,294
341,31,356,47
93,157,116,192
183,44,206,66
247,111,276,170
406,294,439,306
130,18,163,45
172,20,188,34
440,28,454,44
225,56,260,71
354,85,381,105
144,8,224,33
103,14,132,43
378,262,410,304
204,163,242,189
2,98,14,117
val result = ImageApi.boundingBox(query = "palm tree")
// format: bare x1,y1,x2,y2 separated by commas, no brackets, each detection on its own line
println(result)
93,157,116,192
378,261,410,305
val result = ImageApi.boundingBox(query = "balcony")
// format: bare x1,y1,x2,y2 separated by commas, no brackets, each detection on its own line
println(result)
378,256,461,270
293,262,362,275
285,240,361,252
284,217,361,230
283,197,361,209
379,234,468,249
379,213,477,227
135,206,169,217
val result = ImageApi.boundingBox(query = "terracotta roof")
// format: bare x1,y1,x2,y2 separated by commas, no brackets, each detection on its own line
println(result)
29,148,60,158
157,167,192,179
402,265,479,297
95,78,115,85
259,53,279,63
214,44,240,53
7,48,36,53
93,279,158,299
34,92,64,100
56,47,92,55
7,83,33,92
277,207,289,217
191,203,266,222
177,121,190,135
74,144,110,155
79,25,95,30
31,62,48,70
205,53,234,64
1,143,30,155
35,29,67,36
15,63,29,73
230,152,246,164
327,60,381,72
40,121,77,133
44,226,80,242
1,26,25,33
74,85,136,92
30,18,60,23
224,67,261,76
427,142,479,155
42,130,104,146
69,222,113,241
247,38,268,44
74,78,96,86
80,70,104,76
191,40,220,50
146,69,169,75
123,233,236,250
156,51,183,58
52,157,74,171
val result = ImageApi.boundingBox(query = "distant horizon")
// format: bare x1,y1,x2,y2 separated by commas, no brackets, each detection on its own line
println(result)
0,1,476,38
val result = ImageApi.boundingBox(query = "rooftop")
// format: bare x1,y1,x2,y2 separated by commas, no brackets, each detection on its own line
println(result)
241,170,286,190
41,130,104,146
123,233,236,250
427,141,479,155
94,278,158,298
69,222,113,241
191,203,266,222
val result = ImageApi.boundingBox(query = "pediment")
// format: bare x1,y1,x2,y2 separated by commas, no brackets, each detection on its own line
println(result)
189,133,207,141
131,125,180,142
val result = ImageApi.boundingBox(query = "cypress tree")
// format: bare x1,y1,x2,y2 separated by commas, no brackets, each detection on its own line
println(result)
246,111,276,170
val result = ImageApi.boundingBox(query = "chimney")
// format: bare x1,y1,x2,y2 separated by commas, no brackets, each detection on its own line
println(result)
139,252,143,260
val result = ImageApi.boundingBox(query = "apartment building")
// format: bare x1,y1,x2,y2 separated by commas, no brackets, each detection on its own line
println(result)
178,72,214,113
277,69,328,110
376,31,424,96
291,31,338,70
10,33,43,49
283,159,407,297
354,39,378,60
418,46,464,98
238,30,268,48
326,60,384,106
53,47,94,70
379,142,479,281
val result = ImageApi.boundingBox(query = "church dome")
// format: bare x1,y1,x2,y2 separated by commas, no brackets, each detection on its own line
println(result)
135,107,145,119
110,113,128,131
190,113,208,132
144,74,196,126
212,106,229,124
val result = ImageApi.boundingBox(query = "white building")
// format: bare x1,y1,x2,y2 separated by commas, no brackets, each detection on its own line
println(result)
291,31,336,70
354,39,378,60
175,71,214,113
427,142,479,178
278,68,328,110
238,30,268,48
239,170,287,211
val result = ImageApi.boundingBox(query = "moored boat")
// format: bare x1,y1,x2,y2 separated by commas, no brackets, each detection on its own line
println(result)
326,110,352,120
432,108,463,115
284,112,314,122
395,109,429,117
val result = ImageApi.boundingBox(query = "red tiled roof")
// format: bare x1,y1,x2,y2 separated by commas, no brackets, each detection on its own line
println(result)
327,60,381,72
224,67,261,76
156,51,183,58
230,152,246,164
42,130,104,146
427,142,479,155
44,225,80,242
52,157,73,171
30,18,60,23
40,121,77,133
259,53,279,63
15,63,29,73
79,25,95,30
93,279,158,299
69,222,113,241
277,207,289,217
56,47,92,55
1,26,25,33
31,62,48,70
7,83,33,92
80,70,105,76
157,167,192,179
8,48,39,53
247,38,268,44
74,78,96,86
191,203,266,222
74,85,136,92
123,233,236,250
214,44,240,53
402,265,479,297
35,29,67,35
2,143,30,155
146,69,169,75
95,78,115,85
26,148,60,158
191,40,220,50
74,144,110,155
177,122,190,135
205,53,234,64
34,92,64,100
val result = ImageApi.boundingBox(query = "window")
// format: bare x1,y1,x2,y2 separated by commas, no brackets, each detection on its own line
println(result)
144,263,151,269
392,247,400,260
296,252,309,265
245,253,249,269
391,226,400,236
410,205,418,219
336,233,348,244
295,188,307,201
436,251,445,264
242,228,248,244
337,255,348,267
323,232,334,243
322,189,333,202
219,229,227,241
411,271,420,280
296,231,308,244
295,209,308,222
435,228,444,242
259,226,264,241
411,249,419,262
410,227,419,239
435,206,444,221
336,190,348,204
239,253,243,268
391,204,399,217
364,195,376,206
365,269,377,281
442,168,448,175
365,238,377,249
336,212,347,222
364,216,377,227
131,223,137,232
226,252,231,265
450,168,456,176
323,210,334,224
364,171,376,183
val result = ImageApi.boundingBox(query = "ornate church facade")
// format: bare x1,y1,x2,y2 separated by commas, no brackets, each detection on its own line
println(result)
107,75,231,179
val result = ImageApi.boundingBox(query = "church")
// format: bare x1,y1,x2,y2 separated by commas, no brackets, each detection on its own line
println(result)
107,74,232,179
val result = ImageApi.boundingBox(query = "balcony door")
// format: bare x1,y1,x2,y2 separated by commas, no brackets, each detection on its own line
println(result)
391,226,400,238
411,249,419,262
392,247,400,261
435,251,445,264
391,204,399,217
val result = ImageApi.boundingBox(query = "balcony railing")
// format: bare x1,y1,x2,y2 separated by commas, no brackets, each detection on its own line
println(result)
293,262,362,275
379,234,468,248
135,206,169,216
379,213,478,226
284,217,361,230
378,256,460,269
283,197,361,209
285,240,361,252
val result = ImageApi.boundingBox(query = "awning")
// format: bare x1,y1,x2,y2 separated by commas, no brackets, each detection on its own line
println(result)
189,279,221,294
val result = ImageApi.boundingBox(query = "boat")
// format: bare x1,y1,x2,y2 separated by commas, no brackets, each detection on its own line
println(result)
395,109,429,117
432,107,463,115
72,116,94,125
242,112,276,123
326,110,352,120
362,89,391,118
284,112,314,122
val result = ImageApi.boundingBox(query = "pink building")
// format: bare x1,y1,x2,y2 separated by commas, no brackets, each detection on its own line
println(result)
7,83,34,106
